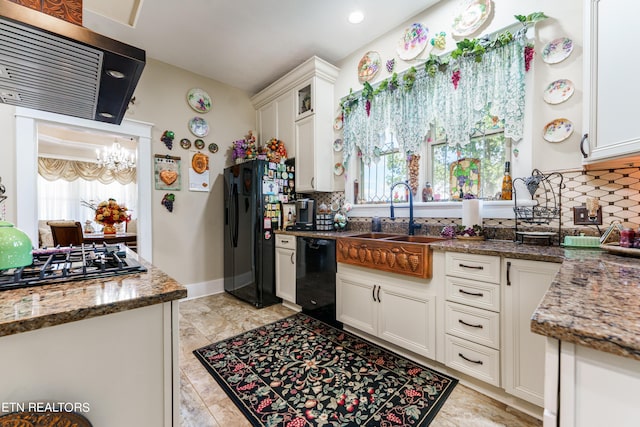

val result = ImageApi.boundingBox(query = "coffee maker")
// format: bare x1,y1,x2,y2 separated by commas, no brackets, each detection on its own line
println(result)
294,198,316,231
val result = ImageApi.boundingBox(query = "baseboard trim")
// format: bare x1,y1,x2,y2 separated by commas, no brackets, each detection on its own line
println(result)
182,279,224,301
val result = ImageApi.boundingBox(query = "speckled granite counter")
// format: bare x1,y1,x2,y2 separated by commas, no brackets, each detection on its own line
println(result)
429,239,640,361
276,229,360,240
0,251,187,337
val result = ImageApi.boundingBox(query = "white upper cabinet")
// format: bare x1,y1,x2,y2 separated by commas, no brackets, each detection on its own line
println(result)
251,56,339,191
583,0,640,166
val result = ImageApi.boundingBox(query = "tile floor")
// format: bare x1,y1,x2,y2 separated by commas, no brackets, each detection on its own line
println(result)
179,293,542,427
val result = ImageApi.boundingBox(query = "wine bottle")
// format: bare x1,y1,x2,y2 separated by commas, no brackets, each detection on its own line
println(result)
501,161,513,200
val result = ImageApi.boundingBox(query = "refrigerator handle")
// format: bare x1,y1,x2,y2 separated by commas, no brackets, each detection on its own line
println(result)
232,184,239,247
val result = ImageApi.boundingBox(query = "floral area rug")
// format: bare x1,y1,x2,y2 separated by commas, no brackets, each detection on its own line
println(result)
193,313,457,426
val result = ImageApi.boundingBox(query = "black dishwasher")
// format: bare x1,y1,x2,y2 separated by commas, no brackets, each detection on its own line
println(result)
296,237,341,328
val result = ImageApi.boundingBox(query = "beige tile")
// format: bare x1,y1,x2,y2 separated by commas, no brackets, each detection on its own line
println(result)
179,371,220,427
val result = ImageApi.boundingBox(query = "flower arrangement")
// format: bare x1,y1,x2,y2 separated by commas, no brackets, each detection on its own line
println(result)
264,138,287,162
440,224,484,239
82,199,130,226
232,130,257,162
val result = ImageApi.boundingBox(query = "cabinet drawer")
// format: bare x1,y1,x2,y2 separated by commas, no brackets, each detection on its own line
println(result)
445,252,500,283
445,334,500,386
446,276,500,312
276,235,296,249
445,302,500,349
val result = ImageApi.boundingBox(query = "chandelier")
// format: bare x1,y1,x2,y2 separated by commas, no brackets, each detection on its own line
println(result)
96,140,136,172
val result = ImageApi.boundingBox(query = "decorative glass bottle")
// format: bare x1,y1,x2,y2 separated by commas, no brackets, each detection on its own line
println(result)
501,161,513,200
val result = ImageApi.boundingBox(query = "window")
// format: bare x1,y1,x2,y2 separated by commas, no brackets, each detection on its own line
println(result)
359,128,408,203
38,176,137,227
357,111,509,203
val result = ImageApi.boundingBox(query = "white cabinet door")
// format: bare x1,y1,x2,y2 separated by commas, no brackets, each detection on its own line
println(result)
277,90,295,158
275,246,296,303
336,272,377,335
378,284,436,359
295,114,315,192
583,0,640,163
503,258,560,407
257,102,276,146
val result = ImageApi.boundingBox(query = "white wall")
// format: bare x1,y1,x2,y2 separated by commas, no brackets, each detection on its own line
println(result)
333,0,584,173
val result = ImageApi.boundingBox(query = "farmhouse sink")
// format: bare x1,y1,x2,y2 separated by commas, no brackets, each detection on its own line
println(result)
336,233,444,279
387,235,445,244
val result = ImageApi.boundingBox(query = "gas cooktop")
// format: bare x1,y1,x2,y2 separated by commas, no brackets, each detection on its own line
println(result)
0,244,147,291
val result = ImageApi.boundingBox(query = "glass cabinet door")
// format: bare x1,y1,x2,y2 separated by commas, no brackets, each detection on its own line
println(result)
295,80,313,121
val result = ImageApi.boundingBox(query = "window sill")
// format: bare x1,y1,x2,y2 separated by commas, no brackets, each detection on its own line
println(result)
349,200,522,219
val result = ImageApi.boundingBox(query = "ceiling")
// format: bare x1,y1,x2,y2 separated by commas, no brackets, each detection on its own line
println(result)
82,0,441,95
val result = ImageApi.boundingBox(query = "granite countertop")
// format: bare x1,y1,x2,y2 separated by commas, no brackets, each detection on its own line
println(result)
0,251,187,337
276,229,361,240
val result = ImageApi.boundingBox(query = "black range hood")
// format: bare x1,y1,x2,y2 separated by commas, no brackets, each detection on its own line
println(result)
0,0,145,125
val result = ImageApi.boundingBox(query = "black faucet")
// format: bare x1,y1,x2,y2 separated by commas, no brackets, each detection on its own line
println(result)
390,181,422,235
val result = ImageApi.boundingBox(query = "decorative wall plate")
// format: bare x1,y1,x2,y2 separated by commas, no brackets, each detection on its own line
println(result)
191,153,208,174
334,162,345,176
187,88,212,113
333,138,344,152
208,143,218,153
179,138,191,149
542,37,574,64
543,118,574,142
396,23,429,60
357,51,381,83
543,79,575,104
189,117,209,137
452,0,492,37
194,138,205,149
333,114,343,130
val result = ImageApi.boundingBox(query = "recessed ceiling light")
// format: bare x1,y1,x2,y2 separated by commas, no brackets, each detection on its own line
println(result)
98,112,114,118
348,10,364,24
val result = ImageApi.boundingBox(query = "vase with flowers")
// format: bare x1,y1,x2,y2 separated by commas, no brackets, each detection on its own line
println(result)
231,130,257,164
82,198,130,234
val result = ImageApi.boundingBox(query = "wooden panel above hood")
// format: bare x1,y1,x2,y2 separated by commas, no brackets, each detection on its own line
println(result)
8,0,82,25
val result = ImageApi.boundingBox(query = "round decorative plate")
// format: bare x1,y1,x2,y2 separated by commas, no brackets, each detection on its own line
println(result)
452,0,492,37
189,117,209,137
543,118,574,142
333,138,344,152
334,162,345,176
357,51,381,83
194,138,205,149
542,37,574,64
187,88,212,113
333,114,343,130
543,79,575,104
396,23,429,61
208,143,218,153
179,138,191,149
192,152,208,174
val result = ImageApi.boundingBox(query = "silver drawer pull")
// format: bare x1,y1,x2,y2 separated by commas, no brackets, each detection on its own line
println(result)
281,239,289,244
459,319,483,329
459,263,483,270
459,289,484,297
459,353,484,365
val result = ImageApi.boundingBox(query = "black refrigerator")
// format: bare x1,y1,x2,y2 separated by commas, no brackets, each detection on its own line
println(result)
224,159,293,308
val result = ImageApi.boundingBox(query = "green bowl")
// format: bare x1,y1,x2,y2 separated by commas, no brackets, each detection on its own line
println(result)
0,220,33,269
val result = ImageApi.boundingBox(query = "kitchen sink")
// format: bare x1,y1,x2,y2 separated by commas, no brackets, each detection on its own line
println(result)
350,232,400,239
387,235,445,244
336,233,443,279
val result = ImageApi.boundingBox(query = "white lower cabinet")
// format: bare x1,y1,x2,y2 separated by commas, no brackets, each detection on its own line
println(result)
444,252,501,385
275,235,296,303
337,264,436,359
503,258,561,407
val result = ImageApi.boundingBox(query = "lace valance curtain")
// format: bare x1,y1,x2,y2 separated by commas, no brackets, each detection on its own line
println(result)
38,157,137,185
342,34,527,166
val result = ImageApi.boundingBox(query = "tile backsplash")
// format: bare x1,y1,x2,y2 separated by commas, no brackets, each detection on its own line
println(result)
321,166,640,239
